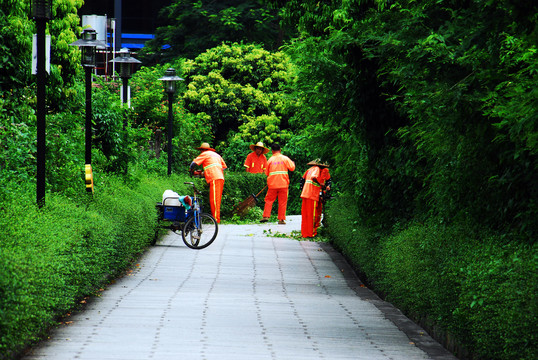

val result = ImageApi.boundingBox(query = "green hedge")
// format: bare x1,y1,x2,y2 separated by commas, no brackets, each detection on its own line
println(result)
0,171,191,359
325,195,537,360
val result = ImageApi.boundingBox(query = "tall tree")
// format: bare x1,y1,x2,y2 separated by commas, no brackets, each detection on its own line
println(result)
181,42,297,150
0,0,83,189
140,0,287,62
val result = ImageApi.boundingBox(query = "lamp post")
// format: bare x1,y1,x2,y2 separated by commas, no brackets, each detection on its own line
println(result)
158,68,184,176
70,28,106,166
31,0,52,207
109,48,141,126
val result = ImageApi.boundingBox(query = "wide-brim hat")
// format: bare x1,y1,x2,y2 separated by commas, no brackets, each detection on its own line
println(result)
196,142,216,152
307,158,330,168
249,141,270,154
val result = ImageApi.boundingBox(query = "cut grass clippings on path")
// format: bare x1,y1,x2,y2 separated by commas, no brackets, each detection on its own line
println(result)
263,228,331,242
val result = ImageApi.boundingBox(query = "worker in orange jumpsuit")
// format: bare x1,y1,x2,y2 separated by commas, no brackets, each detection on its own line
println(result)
244,141,269,173
190,142,227,223
260,143,295,224
300,159,331,238
314,166,332,230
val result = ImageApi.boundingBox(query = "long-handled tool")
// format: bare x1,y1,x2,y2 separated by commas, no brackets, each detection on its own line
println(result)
233,185,267,217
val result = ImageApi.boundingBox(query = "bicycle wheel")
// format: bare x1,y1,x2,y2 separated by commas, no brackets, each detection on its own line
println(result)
182,213,218,249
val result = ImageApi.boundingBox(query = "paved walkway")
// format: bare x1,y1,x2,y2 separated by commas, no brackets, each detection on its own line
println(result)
23,216,457,360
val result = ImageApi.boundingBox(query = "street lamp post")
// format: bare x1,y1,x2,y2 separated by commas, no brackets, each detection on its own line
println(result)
109,48,141,127
31,0,52,207
70,28,106,166
159,68,184,176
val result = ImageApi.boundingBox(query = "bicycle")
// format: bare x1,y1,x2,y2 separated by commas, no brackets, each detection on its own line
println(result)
156,182,218,249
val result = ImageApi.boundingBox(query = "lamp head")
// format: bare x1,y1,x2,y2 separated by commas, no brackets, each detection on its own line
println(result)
109,48,142,78
158,68,184,94
69,28,107,67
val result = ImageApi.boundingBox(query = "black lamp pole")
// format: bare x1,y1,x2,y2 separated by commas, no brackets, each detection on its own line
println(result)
84,66,92,164
159,68,184,176
167,91,173,176
32,0,52,207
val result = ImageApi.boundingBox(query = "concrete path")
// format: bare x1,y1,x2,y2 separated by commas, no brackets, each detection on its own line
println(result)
23,215,457,360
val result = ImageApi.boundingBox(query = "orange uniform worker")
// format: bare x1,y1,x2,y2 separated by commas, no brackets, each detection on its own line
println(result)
300,159,331,238
244,142,269,173
315,167,331,229
190,142,227,223
260,143,295,224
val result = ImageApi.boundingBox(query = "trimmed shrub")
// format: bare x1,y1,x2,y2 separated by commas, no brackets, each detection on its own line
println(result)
0,171,184,358
326,193,537,360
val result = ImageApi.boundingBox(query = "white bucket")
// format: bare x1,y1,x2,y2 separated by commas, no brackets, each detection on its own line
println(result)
162,190,180,206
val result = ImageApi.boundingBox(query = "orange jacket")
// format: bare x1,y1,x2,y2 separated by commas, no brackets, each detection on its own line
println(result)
265,152,295,189
301,166,331,201
244,152,268,173
193,150,227,183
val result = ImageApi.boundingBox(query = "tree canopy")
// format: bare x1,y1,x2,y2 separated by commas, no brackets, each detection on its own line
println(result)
267,0,538,239
140,0,287,62
181,42,298,152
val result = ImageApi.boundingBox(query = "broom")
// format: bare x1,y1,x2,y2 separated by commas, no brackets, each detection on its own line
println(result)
233,185,267,217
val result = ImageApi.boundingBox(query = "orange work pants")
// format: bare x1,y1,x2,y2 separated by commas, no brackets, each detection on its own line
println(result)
314,200,323,230
263,187,288,221
301,198,318,238
209,179,224,223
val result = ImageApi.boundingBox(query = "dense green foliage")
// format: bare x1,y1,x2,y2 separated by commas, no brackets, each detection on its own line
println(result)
0,0,83,194
140,0,286,61
127,60,214,171
276,0,538,239
326,197,537,359
182,42,298,155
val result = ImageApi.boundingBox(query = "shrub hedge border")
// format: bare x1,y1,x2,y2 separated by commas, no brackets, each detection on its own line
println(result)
324,195,537,360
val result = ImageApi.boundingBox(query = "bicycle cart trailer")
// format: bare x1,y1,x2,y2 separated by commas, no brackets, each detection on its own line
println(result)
156,182,218,249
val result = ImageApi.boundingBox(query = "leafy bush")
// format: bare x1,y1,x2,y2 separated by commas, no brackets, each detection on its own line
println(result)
45,110,85,196
221,171,267,218
326,195,538,360
0,170,178,358
182,42,298,144
323,196,381,283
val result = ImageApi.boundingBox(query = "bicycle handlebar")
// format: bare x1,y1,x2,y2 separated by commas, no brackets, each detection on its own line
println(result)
184,182,199,194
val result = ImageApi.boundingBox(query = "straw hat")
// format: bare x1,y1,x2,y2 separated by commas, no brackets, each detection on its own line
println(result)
249,141,270,154
196,142,216,152
307,158,329,167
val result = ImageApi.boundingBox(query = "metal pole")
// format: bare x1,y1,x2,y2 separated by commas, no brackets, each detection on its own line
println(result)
36,18,46,207
122,77,129,129
85,66,92,165
167,92,173,176
114,0,122,51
